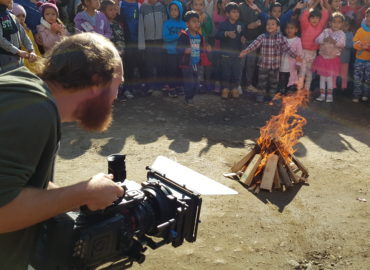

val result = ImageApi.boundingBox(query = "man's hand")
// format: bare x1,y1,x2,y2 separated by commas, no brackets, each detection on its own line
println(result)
296,56,303,63
185,48,192,54
83,173,125,211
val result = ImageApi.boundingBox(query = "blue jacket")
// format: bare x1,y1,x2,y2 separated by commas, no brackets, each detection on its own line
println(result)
162,1,186,54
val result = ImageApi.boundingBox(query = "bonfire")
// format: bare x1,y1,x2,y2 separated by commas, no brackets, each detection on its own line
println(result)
227,89,309,193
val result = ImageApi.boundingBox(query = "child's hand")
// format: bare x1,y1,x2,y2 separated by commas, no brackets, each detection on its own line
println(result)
28,52,37,62
17,50,29,59
294,1,306,10
226,31,237,39
51,23,62,34
239,50,248,58
296,56,303,63
199,13,206,24
185,48,192,54
241,36,247,45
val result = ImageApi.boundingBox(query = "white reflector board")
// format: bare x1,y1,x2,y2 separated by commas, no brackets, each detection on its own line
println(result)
151,156,238,195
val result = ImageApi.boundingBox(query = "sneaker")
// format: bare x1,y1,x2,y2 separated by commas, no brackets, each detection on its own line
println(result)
237,85,243,95
168,89,178,98
352,98,359,103
316,94,325,101
246,85,259,93
123,90,134,99
221,88,230,99
151,90,162,97
185,99,194,106
326,94,333,103
361,96,368,102
231,88,240,98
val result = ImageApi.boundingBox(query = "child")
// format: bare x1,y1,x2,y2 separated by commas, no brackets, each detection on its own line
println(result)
240,17,301,102
191,0,212,92
352,8,370,102
177,10,210,105
216,2,244,99
12,2,41,73
118,0,143,95
138,0,166,93
163,0,186,97
299,0,329,90
239,0,263,93
339,16,353,91
74,0,112,39
341,0,362,30
0,0,36,73
259,1,305,31
101,0,134,100
212,0,229,93
279,20,303,94
36,0,69,53
328,0,341,14
312,12,345,102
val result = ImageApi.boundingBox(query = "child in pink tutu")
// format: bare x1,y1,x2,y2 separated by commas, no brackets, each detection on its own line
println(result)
313,12,345,102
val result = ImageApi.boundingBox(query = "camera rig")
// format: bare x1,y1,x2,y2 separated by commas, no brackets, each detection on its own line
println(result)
31,155,202,270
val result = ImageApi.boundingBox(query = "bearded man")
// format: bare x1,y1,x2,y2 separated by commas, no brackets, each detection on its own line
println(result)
0,32,125,270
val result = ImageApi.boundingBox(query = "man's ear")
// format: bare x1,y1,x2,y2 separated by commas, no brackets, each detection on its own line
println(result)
89,74,105,96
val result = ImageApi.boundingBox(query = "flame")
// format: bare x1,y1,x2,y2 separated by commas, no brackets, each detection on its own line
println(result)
255,89,309,175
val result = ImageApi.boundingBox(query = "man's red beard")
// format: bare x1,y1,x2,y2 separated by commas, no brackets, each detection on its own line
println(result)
73,87,113,132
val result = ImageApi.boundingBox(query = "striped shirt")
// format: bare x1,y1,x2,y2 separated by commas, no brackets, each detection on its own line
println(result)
244,32,297,70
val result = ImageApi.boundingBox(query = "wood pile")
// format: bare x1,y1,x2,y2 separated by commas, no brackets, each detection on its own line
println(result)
226,141,309,193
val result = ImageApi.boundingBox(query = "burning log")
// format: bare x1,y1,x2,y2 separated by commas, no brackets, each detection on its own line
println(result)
225,89,309,192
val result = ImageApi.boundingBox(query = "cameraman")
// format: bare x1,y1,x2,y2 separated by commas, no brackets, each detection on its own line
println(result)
0,33,125,269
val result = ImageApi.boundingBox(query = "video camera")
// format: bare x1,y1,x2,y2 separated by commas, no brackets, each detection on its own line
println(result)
31,154,202,270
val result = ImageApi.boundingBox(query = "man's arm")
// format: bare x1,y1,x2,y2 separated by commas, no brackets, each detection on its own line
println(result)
0,173,124,233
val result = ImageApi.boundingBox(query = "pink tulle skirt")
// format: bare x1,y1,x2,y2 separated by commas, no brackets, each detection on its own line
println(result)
312,55,341,77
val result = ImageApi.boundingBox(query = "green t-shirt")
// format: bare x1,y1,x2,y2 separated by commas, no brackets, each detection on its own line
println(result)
0,67,60,270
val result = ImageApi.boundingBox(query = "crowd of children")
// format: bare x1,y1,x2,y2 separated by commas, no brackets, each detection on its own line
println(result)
0,0,369,104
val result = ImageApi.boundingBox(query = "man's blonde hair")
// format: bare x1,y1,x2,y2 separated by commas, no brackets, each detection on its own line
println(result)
36,33,121,89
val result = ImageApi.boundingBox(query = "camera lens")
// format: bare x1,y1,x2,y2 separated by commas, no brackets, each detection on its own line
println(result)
107,154,126,182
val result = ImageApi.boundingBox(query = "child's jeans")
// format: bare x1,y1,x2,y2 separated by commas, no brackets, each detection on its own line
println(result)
182,65,199,101
300,49,317,90
257,67,279,97
164,53,180,89
144,39,164,90
353,60,370,98
240,42,258,87
220,55,241,90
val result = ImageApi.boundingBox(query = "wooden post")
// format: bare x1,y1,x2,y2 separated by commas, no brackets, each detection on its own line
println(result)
273,167,281,189
292,155,309,177
277,158,293,188
240,154,262,185
231,147,256,173
260,155,279,192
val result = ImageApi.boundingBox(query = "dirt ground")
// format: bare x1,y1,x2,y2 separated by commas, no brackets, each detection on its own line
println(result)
55,90,370,270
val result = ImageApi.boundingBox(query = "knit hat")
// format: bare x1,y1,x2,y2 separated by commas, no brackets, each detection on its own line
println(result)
37,0,59,17
11,3,26,17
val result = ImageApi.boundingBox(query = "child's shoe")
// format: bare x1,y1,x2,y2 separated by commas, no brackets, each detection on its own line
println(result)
221,88,230,99
231,88,240,98
361,96,368,102
352,98,359,103
124,90,134,99
316,94,326,101
168,89,178,98
326,94,333,103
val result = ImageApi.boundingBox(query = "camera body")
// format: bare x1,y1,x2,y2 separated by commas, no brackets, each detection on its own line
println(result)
31,155,202,270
